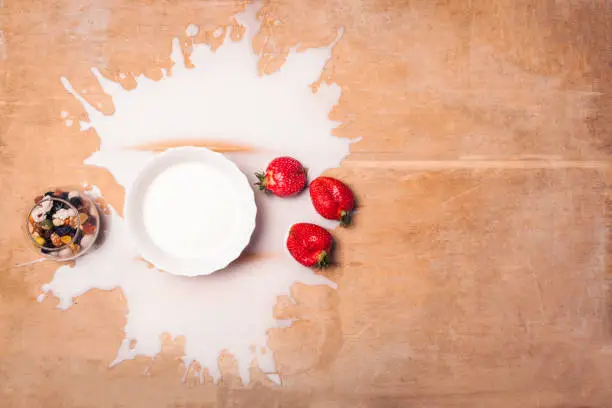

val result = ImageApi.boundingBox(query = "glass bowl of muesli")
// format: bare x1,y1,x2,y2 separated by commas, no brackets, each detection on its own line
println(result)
25,188,100,261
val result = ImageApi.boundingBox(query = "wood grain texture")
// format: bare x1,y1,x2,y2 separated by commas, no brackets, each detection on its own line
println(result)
1,0,612,407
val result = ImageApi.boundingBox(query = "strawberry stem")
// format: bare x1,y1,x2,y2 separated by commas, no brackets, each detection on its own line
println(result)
316,251,329,268
340,210,352,227
254,171,268,191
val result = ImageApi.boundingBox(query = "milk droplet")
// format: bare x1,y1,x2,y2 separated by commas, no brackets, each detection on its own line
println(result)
185,24,199,37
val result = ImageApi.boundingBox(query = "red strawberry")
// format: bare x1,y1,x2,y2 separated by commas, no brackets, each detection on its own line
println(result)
255,157,307,197
286,223,333,268
309,176,355,226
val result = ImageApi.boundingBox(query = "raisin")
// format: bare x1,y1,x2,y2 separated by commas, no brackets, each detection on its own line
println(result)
69,197,83,208
53,201,69,213
55,225,75,236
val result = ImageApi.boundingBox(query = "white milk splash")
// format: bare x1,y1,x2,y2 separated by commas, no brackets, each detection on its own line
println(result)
40,3,355,384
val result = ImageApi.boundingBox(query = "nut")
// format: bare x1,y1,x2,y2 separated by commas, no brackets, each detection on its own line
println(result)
50,233,62,247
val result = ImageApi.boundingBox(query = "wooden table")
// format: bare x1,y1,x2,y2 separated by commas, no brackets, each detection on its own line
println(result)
1,1,611,406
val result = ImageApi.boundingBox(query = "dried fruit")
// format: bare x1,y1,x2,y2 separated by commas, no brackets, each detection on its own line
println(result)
55,225,74,236
69,216,79,228
309,177,355,226
33,224,44,235
255,157,307,197
286,223,333,268
41,197,53,210
82,223,96,235
39,219,53,230
31,209,46,223
50,233,62,247
31,199,52,222
54,189,69,200
52,200,67,213
79,199,90,211
70,197,83,208
53,208,77,220
34,236,46,246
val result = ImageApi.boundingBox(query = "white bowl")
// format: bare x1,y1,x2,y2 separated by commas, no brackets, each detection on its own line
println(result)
125,147,257,276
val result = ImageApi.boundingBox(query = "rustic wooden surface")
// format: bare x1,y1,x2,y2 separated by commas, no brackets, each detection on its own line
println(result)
1,0,612,407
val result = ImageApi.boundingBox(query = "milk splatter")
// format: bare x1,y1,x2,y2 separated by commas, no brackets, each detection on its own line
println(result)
42,3,355,384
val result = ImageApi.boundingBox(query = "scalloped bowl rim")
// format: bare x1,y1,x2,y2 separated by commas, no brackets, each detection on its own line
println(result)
125,147,257,277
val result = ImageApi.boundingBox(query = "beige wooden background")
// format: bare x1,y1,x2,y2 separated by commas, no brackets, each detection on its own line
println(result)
1,0,612,407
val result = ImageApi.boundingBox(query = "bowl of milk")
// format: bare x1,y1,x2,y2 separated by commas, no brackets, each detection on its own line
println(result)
125,147,257,276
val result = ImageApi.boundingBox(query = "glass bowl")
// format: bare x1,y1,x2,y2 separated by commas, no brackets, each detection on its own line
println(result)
25,188,101,261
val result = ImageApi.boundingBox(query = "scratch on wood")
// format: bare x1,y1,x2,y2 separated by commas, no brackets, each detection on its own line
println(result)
441,182,485,207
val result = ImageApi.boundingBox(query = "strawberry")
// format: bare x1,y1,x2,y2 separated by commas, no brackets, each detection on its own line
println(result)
286,223,333,268
309,176,355,226
255,156,307,197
